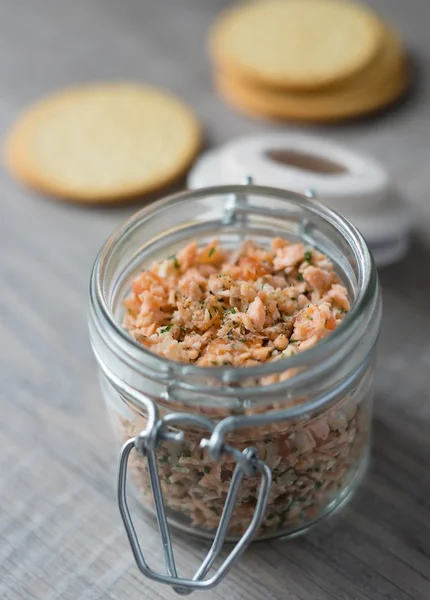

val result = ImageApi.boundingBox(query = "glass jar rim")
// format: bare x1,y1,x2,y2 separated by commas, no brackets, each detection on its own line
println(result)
90,184,377,388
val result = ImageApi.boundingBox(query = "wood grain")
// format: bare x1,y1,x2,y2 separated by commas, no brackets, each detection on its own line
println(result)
0,0,430,598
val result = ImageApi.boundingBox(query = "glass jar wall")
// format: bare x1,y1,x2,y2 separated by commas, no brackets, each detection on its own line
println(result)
89,184,381,541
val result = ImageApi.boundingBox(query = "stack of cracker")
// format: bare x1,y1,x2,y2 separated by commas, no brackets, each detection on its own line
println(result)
210,0,410,122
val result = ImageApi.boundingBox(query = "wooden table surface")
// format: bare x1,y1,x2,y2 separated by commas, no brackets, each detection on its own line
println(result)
1,1,430,599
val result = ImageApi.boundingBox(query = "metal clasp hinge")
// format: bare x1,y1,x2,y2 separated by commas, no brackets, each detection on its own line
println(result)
117,409,272,594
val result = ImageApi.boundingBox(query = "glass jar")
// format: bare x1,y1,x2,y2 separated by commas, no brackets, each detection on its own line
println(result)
88,183,381,592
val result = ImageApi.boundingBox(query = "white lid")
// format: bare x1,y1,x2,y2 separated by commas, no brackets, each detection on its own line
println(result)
221,133,389,214
187,134,410,266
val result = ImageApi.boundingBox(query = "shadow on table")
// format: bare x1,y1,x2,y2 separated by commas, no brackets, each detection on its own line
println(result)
378,237,430,311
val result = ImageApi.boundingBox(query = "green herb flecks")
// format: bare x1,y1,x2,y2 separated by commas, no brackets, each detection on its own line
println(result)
208,247,216,258
168,254,180,269
242,495,255,504
279,500,294,523
304,251,312,264
277,468,293,477
204,466,211,474
160,324,173,333
297,273,304,282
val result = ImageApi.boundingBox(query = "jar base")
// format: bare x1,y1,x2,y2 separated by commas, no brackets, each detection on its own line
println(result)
137,450,369,544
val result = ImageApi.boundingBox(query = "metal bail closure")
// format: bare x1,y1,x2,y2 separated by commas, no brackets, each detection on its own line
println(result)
222,175,254,226
117,411,272,594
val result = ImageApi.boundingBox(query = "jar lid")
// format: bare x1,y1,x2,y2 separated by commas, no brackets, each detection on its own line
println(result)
188,133,410,266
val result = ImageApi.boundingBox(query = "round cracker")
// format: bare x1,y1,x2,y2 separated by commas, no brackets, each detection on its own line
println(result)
4,83,201,203
216,27,409,122
210,0,384,91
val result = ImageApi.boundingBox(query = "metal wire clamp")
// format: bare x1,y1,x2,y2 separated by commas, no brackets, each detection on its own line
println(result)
117,402,272,594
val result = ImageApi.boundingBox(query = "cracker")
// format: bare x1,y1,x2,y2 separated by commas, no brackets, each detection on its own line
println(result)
4,83,201,203
210,0,384,90
216,27,409,122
